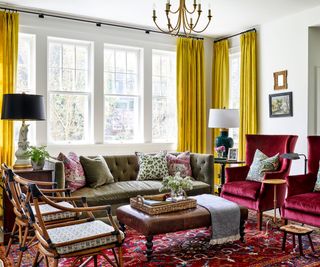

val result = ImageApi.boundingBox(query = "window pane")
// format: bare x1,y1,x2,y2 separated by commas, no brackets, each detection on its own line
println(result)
115,50,126,72
104,72,115,93
49,94,89,142
48,68,61,90
75,70,87,91
126,74,138,93
62,44,75,69
152,51,177,142
48,43,61,68
76,46,88,70
17,66,29,91
127,51,138,73
115,73,126,93
62,69,75,91
104,49,115,72
104,96,140,141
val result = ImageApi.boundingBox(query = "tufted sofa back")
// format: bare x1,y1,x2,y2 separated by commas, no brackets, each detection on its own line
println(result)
47,153,214,190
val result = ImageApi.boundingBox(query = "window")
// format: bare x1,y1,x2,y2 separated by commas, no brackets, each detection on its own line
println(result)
229,50,240,147
104,45,142,142
15,33,36,143
47,37,92,143
152,50,177,143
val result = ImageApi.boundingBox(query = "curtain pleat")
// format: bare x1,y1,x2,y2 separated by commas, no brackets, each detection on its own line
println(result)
212,40,229,190
239,31,257,160
177,38,206,153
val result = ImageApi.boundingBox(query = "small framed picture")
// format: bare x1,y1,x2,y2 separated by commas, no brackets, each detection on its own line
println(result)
273,70,288,90
227,148,238,161
269,92,293,118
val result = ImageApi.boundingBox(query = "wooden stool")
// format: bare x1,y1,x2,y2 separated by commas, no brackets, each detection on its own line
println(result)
280,224,315,256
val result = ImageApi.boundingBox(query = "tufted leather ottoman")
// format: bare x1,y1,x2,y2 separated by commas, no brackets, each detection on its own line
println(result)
116,203,248,261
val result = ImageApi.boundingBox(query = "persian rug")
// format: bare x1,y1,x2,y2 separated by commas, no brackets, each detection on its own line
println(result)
2,212,320,267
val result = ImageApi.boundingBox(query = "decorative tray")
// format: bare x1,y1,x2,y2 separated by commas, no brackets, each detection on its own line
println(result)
130,193,197,215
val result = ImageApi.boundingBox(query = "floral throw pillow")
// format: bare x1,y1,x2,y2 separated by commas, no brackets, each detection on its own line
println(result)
166,151,192,177
57,152,86,192
136,151,169,181
246,149,280,182
314,162,320,192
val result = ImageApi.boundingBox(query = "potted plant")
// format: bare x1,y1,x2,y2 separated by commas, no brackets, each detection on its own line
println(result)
160,172,193,202
215,145,226,158
26,145,50,170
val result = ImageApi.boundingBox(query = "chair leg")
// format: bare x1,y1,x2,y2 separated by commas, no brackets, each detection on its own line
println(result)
17,226,29,267
93,255,98,267
53,259,59,267
257,211,263,231
5,222,17,257
307,234,315,253
282,231,287,251
32,251,40,267
118,247,123,267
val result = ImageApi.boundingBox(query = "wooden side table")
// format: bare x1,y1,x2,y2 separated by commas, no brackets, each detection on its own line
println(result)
280,224,315,256
261,179,286,223
2,168,54,245
213,158,245,194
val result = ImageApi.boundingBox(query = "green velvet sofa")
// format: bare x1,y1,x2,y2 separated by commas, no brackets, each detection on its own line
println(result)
46,153,214,211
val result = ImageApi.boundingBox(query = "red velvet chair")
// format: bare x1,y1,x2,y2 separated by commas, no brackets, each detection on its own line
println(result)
221,134,298,230
282,136,320,227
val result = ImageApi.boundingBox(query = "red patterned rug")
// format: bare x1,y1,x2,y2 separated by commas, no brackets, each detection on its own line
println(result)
2,212,320,266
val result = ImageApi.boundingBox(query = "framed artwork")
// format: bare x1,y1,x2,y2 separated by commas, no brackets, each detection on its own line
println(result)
227,148,238,161
269,92,293,118
273,70,288,90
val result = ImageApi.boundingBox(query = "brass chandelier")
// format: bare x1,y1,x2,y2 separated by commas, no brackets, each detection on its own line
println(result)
152,0,212,36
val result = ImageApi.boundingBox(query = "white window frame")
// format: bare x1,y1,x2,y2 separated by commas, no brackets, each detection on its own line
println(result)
151,49,177,143
47,37,93,145
103,44,143,144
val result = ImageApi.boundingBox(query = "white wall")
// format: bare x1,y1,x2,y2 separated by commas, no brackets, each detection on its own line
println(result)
19,13,214,156
258,5,320,174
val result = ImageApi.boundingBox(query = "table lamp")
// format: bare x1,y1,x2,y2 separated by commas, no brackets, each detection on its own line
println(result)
280,153,307,174
208,108,239,157
1,93,46,168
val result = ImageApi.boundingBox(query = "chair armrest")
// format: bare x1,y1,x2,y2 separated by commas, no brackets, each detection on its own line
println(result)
263,170,287,180
286,173,317,197
225,165,250,183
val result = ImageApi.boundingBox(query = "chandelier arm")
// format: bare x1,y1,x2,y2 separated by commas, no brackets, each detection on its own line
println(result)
192,11,201,29
185,4,197,14
189,17,212,33
153,18,174,34
182,10,192,31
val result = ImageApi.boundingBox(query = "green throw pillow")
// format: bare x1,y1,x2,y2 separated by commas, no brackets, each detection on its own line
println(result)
136,151,169,181
246,149,279,182
314,163,320,192
80,155,114,188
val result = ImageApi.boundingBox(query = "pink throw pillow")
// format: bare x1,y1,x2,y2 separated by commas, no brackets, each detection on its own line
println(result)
166,151,192,177
57,152,86,192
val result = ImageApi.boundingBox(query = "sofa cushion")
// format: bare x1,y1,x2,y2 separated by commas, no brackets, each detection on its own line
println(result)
136,151,169,181
80,156,114,188
246,149,279,182
72,180,210,206
57,152,86,192
284,192,320,214
166,151,192,177
222,181,261,200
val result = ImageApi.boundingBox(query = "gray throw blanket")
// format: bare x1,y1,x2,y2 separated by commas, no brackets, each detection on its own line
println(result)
192,194,240,245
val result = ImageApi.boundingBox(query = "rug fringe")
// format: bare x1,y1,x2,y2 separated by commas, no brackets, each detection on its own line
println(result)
210,234,241,245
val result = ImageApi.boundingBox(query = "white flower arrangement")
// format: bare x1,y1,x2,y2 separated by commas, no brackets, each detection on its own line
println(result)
159,172,193,194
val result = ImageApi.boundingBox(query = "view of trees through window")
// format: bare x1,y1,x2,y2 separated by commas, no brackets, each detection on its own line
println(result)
15,33,36,144
152,50,177,142
104,45,141,142
47,38,91,143
229,51,240,148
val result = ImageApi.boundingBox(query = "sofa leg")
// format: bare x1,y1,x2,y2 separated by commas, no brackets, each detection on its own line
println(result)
257,212,263,231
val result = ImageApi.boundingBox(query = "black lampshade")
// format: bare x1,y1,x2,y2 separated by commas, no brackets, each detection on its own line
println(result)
1,94,46,121
280,153,300,160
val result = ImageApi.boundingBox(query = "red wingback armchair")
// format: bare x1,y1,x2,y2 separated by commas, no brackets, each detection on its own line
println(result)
221,134,298,230
282,136,320,227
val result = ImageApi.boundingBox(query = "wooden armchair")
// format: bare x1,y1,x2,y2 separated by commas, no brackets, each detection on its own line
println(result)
27,183,124,267
2,164,85,267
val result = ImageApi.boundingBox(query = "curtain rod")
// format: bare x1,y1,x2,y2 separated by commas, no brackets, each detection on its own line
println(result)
214,28,256,43
0,5,204,40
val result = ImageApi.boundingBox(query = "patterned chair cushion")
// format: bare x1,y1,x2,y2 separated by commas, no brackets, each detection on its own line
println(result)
136,151,169,181
166,151,192,177
47,220,124,254
32,201,77,222
246,149,279,182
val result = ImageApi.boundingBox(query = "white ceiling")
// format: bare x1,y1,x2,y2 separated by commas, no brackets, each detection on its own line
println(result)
2,0,320,37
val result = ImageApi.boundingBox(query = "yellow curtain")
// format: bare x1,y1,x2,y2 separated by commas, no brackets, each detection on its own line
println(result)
239,31,257,160
212,40,229,190
177,37,206,153
0,11,19,167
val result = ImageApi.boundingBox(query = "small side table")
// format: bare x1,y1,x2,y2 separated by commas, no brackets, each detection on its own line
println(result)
280,224,315,256
261,179,286,223
213,158,245,194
